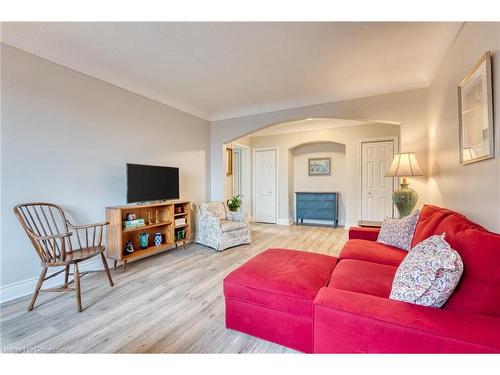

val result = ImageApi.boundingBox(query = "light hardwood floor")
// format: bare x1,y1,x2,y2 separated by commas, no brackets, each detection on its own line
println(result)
0,223,347,353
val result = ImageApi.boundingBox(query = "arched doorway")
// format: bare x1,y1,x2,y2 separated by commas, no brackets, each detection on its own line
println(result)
222,117,400,225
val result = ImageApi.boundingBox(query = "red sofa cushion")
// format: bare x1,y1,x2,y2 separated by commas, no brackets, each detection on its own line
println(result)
328,259,397,298
427,214,500,316
223,248,337,317
339,239,407,267
412,205,455,247
314,288,500,353
348,227,380,241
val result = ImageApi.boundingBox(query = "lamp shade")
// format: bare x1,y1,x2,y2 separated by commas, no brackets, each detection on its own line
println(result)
387,153,424,177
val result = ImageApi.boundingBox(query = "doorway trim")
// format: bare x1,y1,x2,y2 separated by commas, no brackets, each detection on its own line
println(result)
357,136,399,223
232,142,251,220
252,147,279,224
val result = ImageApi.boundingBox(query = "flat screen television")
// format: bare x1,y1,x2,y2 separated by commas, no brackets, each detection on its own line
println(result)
127,163,179,203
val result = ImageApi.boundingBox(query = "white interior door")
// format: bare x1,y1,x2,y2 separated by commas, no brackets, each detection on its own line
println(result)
361,141,395,221
254,149,277,223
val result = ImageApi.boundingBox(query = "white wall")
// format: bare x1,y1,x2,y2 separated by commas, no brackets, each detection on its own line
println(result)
249,123,400,225
427,22,500,232
210,22,500,232
0,45,210,298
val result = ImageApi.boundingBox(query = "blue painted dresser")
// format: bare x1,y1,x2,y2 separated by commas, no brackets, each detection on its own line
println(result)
295,192,339,227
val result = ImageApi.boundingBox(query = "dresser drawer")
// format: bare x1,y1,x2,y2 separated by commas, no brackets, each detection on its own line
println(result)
296,193,316,201
315,193,335,201
297,208,335,221
297,200,334,210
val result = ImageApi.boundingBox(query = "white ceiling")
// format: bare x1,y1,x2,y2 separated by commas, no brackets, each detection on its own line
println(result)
249,118,373,137
1,22,462,121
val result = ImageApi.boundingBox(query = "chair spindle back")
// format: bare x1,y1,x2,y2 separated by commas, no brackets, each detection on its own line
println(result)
14,202,72,264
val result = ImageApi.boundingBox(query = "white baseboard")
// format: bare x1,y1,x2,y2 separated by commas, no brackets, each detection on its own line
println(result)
276,218,293,225
296,219,345,226
0,258,106,305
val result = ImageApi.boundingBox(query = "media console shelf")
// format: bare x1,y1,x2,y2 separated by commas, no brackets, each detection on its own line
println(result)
106,200,191,271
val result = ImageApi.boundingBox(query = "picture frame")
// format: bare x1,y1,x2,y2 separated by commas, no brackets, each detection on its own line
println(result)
458,51,494,165
308,157,331,176
226,147,233,176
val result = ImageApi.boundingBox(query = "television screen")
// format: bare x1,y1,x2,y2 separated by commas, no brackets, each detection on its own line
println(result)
127,163,179,203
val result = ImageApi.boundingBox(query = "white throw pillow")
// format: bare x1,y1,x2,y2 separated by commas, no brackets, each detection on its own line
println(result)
390,234,464,308
377,210,419,250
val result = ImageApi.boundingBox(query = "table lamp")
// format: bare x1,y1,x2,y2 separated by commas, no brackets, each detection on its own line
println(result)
386,152,424,218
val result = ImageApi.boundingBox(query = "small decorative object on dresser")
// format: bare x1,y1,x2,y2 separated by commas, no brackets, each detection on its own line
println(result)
386,153,424,218
308,157,331,176
458,51,494,165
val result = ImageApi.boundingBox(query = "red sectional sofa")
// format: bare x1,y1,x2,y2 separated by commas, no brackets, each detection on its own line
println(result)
223,205,500,353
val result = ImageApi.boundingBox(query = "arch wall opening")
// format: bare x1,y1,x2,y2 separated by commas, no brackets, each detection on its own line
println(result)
224,117,400,226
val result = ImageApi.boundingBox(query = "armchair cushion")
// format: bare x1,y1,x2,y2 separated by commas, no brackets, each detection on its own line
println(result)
199,202,226,220
221,220,247,232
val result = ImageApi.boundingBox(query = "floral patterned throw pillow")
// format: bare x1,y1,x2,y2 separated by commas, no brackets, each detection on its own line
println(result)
377,210,419,250
390,234,464,308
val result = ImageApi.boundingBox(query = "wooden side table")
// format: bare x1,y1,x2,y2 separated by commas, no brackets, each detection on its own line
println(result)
357,220,382,228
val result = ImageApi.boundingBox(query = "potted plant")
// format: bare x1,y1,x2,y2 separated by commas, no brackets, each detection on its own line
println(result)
227,195,243,212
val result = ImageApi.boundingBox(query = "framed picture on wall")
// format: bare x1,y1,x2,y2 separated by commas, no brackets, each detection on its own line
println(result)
226,147,233,176
308,157,331,176
458,51,494,165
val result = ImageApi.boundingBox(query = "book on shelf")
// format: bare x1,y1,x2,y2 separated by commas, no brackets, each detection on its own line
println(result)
124,218,145,228
174,218,186,226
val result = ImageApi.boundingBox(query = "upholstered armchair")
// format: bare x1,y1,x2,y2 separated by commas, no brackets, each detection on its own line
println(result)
193,202,251,251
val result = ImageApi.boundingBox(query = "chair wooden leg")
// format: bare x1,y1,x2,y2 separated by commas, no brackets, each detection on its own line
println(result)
101,253,114,287
74,263,82,312
64,265,70,287
28,267,47,311
113,260,117,270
